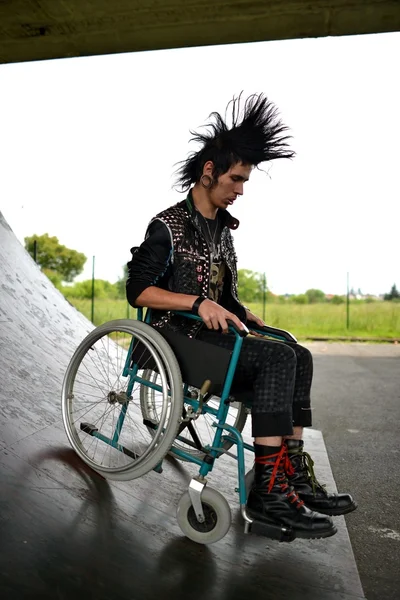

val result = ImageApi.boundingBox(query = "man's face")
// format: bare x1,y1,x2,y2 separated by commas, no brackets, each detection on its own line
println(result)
209,162,252,210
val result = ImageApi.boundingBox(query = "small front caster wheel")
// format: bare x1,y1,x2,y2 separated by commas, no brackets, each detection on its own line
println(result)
176,487,232,545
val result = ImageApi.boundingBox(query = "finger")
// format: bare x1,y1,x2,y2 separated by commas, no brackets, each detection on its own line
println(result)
250,330,263,338
219,317,229,334
234,316,246,330
210,316,220,330
203,317,213,330
223,311,247,332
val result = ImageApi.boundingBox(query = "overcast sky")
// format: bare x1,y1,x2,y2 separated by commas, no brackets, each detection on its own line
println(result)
0,32,399,296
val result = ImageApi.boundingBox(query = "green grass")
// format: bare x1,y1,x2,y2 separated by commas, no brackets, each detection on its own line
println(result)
67,297,400,340
246,301,400,339
68,297,134,326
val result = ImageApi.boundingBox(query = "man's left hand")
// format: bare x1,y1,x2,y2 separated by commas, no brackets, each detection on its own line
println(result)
245,309,265,328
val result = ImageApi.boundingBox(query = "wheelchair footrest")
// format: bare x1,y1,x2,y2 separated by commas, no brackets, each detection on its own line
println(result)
79,423,163,473
80,422,98,435
247,519,295,543
80,422,142,462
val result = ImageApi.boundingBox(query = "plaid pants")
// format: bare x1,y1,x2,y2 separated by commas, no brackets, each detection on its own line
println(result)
197,329,313,437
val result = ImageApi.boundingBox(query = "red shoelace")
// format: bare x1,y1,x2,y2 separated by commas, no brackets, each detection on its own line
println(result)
255,446,304,507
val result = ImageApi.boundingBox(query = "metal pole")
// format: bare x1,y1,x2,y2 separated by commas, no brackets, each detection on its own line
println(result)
262,272,266,322
346,272,350,330
91,256,95,324
33,240,37,263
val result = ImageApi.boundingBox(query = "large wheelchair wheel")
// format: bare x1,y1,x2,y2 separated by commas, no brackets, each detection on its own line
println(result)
61,319,183,481
140,370,248,460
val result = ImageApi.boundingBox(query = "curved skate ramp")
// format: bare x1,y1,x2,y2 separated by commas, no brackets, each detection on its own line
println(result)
0,212,365,600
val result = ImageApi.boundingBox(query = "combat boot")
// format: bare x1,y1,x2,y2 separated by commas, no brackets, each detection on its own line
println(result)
246,444,337,540
285,439,357,516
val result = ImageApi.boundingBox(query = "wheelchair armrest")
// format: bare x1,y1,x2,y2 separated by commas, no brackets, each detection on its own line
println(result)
247,323,298,343
174,311,249,338
138,308,290,342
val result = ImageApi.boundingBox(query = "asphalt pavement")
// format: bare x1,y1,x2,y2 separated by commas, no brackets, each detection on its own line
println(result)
304,342,400,600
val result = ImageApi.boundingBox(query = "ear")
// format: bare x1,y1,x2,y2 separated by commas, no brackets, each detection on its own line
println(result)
202,161,214,176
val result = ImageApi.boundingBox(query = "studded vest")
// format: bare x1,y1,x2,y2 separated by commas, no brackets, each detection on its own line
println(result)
149,195,245,337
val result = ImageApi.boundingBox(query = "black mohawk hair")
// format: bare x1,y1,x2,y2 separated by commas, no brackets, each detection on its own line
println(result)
175,93,295,191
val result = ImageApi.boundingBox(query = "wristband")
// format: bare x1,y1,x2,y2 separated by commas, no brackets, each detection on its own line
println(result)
191,296,207,315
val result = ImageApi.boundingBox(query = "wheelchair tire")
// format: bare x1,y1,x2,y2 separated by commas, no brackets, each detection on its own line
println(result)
176,486,232,544
140,372,248,461
61,319,183,481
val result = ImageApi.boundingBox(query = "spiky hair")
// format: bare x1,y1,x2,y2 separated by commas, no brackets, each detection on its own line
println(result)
175,93,295,191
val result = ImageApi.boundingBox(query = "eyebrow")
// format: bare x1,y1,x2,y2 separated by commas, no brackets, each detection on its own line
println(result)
232,174,249,182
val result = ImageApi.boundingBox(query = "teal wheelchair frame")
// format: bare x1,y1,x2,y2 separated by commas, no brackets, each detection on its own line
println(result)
62,307,297,544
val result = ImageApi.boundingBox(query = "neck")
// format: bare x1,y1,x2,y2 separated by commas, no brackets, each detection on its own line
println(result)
191,184,218,219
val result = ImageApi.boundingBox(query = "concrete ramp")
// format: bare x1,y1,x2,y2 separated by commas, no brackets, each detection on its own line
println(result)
0,212,365,600
0,212,92,448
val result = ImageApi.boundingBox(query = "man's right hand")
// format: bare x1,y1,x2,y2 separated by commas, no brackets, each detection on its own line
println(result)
197,299,245,334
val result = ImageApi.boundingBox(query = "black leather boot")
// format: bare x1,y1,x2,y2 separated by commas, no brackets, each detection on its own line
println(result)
246,445,337,540
285,439,357,516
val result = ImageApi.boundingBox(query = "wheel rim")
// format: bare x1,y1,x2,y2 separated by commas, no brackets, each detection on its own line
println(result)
62,326,177,476
187,503,218,533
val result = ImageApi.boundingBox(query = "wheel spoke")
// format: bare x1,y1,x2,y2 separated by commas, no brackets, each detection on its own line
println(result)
62,322,183,480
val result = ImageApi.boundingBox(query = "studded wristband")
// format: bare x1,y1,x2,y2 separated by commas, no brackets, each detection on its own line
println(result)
191,296,207,315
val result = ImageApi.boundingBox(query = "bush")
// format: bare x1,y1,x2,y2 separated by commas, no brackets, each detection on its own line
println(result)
291,294,308,304
63,279,119,300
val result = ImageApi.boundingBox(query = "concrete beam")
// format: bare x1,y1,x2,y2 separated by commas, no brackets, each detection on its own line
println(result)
0,1,399,65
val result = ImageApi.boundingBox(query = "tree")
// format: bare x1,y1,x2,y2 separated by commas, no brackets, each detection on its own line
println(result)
25,234,86,283
384,284,400,301
237,269,267,303
305,288,326,303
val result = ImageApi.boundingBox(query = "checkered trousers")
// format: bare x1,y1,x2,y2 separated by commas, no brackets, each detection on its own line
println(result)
197,329,313,437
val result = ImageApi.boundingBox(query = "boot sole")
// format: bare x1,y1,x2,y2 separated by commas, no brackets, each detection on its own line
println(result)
246,510,338,541
295,524,338,540
305,501,358,517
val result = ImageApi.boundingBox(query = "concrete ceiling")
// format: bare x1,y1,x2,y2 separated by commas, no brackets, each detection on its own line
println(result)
1,1,399,65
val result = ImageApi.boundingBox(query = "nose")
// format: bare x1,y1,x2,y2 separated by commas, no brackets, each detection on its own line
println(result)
235,182,244,196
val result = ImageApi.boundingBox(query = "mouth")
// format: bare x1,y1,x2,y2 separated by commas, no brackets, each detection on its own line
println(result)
227,198,235,205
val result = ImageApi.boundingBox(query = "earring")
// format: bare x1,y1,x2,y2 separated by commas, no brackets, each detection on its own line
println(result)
200,174,213,189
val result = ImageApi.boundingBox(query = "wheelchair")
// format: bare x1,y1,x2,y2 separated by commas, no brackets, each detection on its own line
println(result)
61,309,297,545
